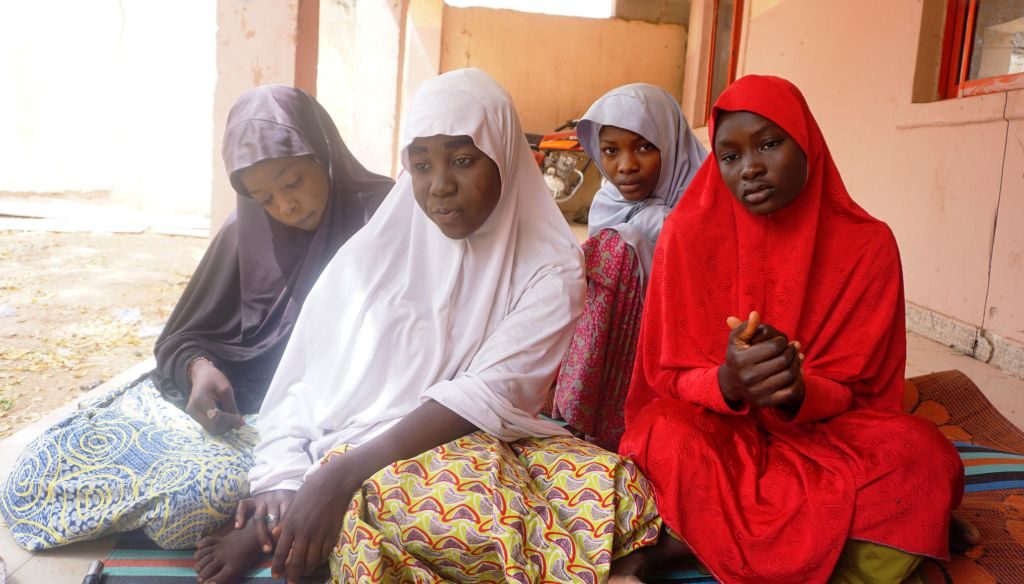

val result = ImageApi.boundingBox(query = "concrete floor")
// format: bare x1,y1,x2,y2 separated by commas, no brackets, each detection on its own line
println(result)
1,334,1022,583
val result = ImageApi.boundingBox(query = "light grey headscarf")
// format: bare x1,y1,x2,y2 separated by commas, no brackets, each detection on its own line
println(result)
578,83,707,281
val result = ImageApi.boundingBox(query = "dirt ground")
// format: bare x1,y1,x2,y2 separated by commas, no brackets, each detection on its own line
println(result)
0,230,208,438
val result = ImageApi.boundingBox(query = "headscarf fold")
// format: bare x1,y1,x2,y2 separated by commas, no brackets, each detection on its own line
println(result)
578,83,707,279
625,74,906,427
249,69,584,494
152,85,394,413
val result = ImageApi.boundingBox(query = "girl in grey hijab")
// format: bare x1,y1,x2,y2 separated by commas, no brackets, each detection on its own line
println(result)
552,83,706,449
578,83,707,280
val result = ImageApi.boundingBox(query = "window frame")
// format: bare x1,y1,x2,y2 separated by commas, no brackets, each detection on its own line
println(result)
703,0,745,122
940,0,1024,99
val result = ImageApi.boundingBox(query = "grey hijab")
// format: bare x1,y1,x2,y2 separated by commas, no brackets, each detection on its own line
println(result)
577,83,707,280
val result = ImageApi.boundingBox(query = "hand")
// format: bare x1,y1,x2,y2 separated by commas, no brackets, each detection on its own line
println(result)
186,359,245,435
719,311,803,408
236,489,296,554
272,457,356,582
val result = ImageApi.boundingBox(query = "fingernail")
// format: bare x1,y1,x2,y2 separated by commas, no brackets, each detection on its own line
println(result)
263,544,271,553
235,522,240,528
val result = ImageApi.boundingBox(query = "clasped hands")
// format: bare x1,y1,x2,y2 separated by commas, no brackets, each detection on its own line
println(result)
718,310,805,412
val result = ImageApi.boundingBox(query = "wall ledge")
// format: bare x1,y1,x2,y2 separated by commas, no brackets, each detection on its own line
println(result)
907,303,1024,379
895,92,1006,130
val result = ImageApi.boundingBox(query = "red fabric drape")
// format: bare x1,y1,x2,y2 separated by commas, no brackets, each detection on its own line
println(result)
619,75,963,583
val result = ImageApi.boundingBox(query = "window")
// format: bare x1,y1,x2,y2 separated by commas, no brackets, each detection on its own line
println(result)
941,0,1024,98
704,0,744,121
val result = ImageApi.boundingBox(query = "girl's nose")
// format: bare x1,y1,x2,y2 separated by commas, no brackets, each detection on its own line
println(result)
429,168,456,198
740,160,766,181
619,152,640,174
277,195,299,217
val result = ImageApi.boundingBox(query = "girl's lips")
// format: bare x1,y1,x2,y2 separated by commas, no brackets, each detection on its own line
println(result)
294,211,317,228
432,208,463,224
617,181,645,194
744,187,774,205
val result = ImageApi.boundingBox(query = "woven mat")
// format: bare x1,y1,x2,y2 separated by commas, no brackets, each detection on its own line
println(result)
905,370,1024,584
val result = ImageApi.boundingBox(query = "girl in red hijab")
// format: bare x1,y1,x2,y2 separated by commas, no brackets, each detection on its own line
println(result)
618,75,964,582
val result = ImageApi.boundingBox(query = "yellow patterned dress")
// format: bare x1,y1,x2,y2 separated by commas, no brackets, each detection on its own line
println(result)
1,377,257,550
328,431,661,583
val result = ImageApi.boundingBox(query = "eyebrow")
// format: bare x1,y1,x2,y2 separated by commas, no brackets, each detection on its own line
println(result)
444,137,473,149
715,120,780,148
407,137,475,154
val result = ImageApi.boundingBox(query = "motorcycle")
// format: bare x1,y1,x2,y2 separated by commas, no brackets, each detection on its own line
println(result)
526,119,592,204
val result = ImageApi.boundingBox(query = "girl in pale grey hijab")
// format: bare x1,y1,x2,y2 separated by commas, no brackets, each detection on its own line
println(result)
552,83,707,450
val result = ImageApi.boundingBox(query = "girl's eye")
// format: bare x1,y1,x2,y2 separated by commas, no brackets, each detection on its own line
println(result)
453,156,474,168
761,139,782,152
601,147,618,156
285,176,302,189
411,161,430,172
259,195,273,207
638,143,657,153
719,153,738,163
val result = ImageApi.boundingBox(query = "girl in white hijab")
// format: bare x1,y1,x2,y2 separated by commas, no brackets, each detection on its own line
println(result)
194,69,660,584
552,84,707,451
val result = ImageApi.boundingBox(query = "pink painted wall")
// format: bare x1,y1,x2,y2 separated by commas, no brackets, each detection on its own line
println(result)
729,0,1023,345
988,90,1024,343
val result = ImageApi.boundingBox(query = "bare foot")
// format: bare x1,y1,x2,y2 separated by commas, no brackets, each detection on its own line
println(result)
609,529,693,584
949,514,981,553
194,521,263,584
609,551,648,583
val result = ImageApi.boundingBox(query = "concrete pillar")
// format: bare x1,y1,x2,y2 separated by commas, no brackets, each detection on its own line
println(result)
317,0,409,178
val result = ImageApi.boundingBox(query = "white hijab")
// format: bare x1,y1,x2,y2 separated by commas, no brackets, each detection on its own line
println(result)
249,69,584,494
578,83,707,280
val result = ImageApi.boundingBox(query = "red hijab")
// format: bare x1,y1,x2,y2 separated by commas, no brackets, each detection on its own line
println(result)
625,74,906,424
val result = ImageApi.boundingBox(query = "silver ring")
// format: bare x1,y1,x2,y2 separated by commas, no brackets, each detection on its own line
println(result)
266,513,278,524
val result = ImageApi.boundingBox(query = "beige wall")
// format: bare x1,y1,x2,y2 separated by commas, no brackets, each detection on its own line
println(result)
696,0,1023,363
440,6,687,214
440,6,687,135
0,1,215,217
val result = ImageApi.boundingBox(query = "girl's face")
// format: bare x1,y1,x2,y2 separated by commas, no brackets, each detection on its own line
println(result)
598,125,662,202
407,134,501,240
713,110,808,215
238,155,330,230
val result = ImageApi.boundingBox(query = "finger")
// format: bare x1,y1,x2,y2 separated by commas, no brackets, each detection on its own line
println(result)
731,336,790,369
186,399,218,435
728,311,760,345
255,500,273,553
320,533,336,564
217,383,241,415
210,411,245,435
747,367,799,401
272,526,294,578
278,498,291,524
743,311,760,340
235,498,254,529
740,352,798,397
286,536,310,583
749,324,787,346
758,385,800,408
304,532,324,575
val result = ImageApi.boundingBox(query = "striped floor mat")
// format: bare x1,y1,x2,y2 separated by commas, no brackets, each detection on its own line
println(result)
103,530,324,583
